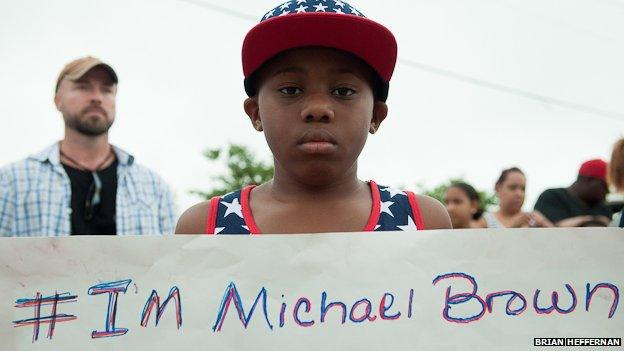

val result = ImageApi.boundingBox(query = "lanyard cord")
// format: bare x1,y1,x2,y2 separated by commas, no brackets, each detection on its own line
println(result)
60,146,114,209
59,148,114,172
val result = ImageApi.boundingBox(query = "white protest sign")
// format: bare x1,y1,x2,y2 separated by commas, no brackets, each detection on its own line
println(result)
1,228,622,350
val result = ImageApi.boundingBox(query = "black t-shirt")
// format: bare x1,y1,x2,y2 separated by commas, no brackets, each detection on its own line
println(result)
534,188,612,224
63,160,118,235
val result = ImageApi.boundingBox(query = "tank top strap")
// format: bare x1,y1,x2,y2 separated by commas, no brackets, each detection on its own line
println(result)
373,183,425,231
204,196,221,234
205,188,253,235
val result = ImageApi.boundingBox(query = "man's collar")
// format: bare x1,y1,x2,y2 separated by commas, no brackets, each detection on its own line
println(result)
29,142,135,166
112,145,134,166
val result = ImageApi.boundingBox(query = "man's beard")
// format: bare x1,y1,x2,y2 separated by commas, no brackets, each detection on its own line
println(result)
64,107,113,136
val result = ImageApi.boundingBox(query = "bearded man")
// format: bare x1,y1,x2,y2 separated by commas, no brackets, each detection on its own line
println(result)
0,57,176,236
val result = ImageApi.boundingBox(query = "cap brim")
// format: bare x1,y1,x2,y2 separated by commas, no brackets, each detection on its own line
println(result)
242,13,397,100
65,62,118,84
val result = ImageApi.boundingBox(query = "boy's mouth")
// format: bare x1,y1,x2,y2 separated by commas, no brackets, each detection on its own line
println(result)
297,130,338,155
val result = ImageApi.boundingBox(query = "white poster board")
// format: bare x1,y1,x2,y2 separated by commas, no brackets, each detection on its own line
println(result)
1,228,622,350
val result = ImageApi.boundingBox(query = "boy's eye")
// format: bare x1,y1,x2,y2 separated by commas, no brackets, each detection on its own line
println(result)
279,87,302,95
332,87,356,97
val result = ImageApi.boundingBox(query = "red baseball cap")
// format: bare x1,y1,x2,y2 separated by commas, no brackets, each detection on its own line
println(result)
242,0,397,102
578,159,608,182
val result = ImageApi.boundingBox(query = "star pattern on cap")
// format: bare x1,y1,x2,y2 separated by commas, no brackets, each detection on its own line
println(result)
262,0,365,21
263,9,275,19
314,3,328,11
221,198,244,219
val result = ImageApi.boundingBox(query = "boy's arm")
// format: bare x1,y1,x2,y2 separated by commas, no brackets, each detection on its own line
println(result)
175,201,210,235
416,195,452,230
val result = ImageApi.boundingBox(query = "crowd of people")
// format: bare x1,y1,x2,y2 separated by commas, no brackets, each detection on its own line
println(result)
443,157,621,229
0,0,622,237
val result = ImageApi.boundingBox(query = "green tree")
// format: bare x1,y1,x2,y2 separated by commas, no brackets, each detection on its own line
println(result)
191,144,274,199
418,178,497,211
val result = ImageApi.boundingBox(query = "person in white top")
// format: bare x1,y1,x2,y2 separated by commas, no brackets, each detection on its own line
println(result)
480,167,553,228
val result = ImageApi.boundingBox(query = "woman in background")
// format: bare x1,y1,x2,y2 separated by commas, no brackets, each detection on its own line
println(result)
443,182,484,229
482,167,553,228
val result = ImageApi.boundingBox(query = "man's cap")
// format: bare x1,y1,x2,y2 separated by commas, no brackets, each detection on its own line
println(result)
55,56,118,92
579,159,608,182
242,0,397,102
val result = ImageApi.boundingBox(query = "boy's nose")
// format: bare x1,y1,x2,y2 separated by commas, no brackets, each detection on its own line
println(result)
301,94,334,123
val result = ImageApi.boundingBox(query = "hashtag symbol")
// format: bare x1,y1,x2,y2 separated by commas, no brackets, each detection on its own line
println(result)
13,292,78,343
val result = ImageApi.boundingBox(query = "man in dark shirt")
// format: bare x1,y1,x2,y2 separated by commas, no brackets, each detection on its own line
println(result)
534,159,612,227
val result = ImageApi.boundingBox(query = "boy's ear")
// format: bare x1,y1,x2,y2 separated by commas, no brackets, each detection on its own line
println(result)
244,97,263,131
369,101,388,134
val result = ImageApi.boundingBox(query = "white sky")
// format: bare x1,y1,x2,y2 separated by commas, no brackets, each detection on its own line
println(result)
1,0,623,214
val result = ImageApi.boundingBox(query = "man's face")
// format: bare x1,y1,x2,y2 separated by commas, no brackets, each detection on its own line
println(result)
54,66,117,136
246,47,387,186
578,176,609,206
585,178,609,205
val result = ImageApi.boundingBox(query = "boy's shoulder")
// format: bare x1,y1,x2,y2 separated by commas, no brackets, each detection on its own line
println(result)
175,189,244,235
376,183,451,230
176,201,210,234
414,194,452,230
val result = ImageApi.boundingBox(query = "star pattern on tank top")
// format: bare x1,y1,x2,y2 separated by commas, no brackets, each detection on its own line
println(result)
221,198,243,219
377,186,415,232
381,200,395,217
210,183,421,234
397,215,417,231
381,186,406,199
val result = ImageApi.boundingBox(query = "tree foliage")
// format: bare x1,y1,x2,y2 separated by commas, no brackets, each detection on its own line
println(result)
191,144,274,200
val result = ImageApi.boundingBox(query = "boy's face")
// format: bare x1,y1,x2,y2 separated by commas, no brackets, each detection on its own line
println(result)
244,47,388,186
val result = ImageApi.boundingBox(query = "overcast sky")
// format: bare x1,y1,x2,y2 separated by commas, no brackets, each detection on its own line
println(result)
1,0,623,214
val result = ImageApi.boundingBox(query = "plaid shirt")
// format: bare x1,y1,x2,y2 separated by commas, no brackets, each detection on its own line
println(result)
0,143,176,236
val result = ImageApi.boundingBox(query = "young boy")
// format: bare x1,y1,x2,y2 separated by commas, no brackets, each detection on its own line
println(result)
176,0,451,234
